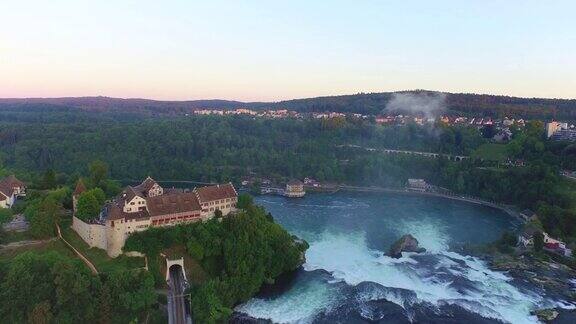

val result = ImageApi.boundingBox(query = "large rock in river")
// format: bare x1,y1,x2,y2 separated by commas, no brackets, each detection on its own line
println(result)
388,234,426,258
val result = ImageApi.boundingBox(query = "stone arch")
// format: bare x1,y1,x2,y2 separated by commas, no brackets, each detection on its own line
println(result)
166,257,186,282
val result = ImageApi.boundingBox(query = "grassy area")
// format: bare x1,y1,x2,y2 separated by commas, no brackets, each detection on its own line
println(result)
0,239,73,262
472,143,509,162
61,226,145,273
0,230,34,244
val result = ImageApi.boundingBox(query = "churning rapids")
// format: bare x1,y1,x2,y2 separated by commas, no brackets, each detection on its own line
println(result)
233,192,574,324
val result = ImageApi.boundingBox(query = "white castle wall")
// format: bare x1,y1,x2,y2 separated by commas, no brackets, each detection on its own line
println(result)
71,216,107,250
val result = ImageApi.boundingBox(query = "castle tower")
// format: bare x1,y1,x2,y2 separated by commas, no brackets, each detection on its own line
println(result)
72,178,87,213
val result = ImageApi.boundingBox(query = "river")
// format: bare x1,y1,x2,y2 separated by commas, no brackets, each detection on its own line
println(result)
233,192,568,323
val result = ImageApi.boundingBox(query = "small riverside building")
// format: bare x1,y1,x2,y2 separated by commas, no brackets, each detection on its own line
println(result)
285,179,305,198
407,179,430,192
72,177,238,257
0,175,26,208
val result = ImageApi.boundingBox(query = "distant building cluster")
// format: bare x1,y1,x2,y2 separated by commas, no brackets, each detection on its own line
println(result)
72,177,238,257
193,108,299,118
546,121,576,141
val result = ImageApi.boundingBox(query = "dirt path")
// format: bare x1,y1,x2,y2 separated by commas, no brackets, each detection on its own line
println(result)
56,224,99,274
0,238,56,250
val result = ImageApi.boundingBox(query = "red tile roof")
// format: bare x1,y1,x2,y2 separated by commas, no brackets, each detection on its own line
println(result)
133,176,159,195
146,192,201,217
193,183,237,203
0,175,25,197
0,175,25,188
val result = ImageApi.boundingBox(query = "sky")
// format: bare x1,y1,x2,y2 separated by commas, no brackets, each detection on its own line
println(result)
1,0,575,101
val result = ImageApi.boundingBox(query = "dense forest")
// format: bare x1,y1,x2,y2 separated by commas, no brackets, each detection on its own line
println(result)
0,112,484,184
2,90,576,119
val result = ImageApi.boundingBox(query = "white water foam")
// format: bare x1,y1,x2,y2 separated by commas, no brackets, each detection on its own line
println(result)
240,227,558,324
235,276,341,324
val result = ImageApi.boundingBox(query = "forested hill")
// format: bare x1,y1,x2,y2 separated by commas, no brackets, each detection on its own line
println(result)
271,91,576,119
0,97,254,115
1,91,576,119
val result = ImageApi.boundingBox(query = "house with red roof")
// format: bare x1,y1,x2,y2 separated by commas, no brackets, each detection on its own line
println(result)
0,175,26,209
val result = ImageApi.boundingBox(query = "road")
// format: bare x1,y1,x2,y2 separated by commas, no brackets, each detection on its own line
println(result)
167,266,191,324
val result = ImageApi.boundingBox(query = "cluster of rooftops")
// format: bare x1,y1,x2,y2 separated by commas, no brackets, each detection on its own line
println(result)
74,177,238,223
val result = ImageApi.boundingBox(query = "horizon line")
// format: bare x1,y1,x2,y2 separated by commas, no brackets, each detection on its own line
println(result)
0,89,575,103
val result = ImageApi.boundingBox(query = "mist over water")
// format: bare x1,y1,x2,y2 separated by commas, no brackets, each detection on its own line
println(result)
235,192,562,323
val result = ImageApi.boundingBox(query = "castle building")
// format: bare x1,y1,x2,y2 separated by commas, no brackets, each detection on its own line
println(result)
72,177,238,257
0,175,26,209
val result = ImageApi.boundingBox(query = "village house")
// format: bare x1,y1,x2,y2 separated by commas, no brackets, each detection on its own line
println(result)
71,177,238,257
0,175,26,209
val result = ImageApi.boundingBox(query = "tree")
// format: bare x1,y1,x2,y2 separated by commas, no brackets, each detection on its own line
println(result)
103,270,156,322
236,193,254,209
88,188,106,205
0,208,13,224
187,238,205,260
76,192,101,221
28,199,60,239
533,232,544,252
40,169,57,189
98,286,112,324
190,281,232,324
27,301,52,324
89,160,109,188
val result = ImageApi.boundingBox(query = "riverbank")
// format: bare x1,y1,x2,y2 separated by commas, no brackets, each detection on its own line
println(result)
334,184,523,222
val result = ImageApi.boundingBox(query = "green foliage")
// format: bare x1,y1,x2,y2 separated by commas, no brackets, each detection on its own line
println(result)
187,238,205,260
0,251,100,323
27,198,61,239
493,231,518,254
40,169,57,189
190,280,232,324
88,187,106,205
101,270,157,323
0,250,157,323
533,232,544,252
89,160,109,188
0,208,12,224
76,191,101,221
237,193,254,209
472,143,509,162
125,198,307,323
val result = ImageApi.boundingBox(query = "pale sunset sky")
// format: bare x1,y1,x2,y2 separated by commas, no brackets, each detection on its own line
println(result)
1,0,575,101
